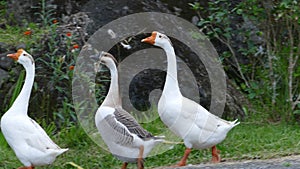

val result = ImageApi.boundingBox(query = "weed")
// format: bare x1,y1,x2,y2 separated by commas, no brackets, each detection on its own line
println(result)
4,70,25,111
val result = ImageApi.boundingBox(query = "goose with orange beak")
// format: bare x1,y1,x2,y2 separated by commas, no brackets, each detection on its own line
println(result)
93,52,164,169
1,49,68,169
142,32,239,166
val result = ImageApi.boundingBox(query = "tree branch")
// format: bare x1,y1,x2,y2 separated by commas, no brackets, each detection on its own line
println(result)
287,18,294,110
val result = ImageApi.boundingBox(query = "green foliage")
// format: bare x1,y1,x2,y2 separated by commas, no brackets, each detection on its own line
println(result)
95,68,111,104
0,0,6,22
5,70,25,111
0,23,45,47
23,0,79,125
239,0,300,120
32,0,56,28
0,0,80,127
190,0,300,122
38,119,57,136
56,124,90,148
0,129,8,148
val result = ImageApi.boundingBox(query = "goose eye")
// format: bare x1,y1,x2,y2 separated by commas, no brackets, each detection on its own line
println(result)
23,53,28,56
158,35,162,38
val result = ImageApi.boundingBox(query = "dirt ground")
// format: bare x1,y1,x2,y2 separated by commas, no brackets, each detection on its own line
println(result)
155,155,300,169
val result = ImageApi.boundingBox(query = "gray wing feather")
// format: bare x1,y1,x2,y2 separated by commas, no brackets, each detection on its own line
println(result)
114,108,153,139
103,115,134,145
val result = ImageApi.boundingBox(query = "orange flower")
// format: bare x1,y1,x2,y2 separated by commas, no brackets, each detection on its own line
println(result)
73,44,79,49
69,65,75,70
52,19,58,24
24,30,32,36
66,32,72,37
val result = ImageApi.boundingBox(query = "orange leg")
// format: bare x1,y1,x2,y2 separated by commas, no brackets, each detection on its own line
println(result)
137,145,144,169
211,145,221,163
121,162,128,169
172,148,191,167
17,166,34,169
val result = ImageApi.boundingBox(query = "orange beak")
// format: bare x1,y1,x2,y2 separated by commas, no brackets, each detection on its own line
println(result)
141,31,157,45
7,53,18,61
7,49,23,61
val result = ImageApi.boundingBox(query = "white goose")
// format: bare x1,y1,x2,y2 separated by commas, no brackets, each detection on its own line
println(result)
93,52,164,169
142,32,239,166
0,49,68,169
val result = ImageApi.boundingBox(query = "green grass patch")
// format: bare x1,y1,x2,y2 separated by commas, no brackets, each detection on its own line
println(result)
1,122,300,168
0,23,48,48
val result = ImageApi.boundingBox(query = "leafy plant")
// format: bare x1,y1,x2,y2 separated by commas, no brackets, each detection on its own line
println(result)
32,0,56,28
3,70,25,111
190,0,300,122
239,0,300,121
0,0,7,23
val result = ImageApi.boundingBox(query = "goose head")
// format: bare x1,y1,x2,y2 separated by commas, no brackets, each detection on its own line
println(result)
98,52,118,66
141,31,173,48
7,49,34,66
91,51,118,72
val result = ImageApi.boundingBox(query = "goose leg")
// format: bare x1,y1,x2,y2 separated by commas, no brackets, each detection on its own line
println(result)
17,166,34,169
211,145,221,163
137,145,144,169
174,148,191,166
121,162,128,169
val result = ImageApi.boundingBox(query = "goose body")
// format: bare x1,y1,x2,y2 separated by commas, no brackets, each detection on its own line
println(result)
142,32,239,166
93,52,164,169
158,95,238,150
0,49,68,169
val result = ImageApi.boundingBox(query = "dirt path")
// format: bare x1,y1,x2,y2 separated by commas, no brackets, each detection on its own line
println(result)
154,155,300,169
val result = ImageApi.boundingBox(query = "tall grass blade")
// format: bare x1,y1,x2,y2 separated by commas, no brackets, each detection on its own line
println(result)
6,70,25,110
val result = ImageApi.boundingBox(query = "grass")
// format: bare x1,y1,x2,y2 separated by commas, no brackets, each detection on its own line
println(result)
1,122,300,169
0,23,47,47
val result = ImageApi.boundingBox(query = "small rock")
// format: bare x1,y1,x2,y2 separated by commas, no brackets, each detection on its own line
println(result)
191,16,199,25
173,6,182,16
121,6,132,15
122,6,129,10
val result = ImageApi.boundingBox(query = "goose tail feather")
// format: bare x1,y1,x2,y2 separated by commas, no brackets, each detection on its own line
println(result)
153,135,165,142
231,119,240,127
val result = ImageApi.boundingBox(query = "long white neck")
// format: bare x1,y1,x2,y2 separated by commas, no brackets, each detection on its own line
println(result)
9,62,35,115
102,60,121,107
162,44,181,97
